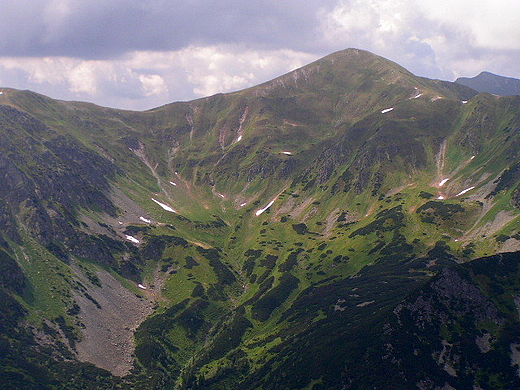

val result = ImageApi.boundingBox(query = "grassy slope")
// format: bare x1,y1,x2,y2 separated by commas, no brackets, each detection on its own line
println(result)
0,49,518,389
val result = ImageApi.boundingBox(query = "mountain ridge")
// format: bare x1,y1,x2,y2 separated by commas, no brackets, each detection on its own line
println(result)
0,48,519,389
456,71,520,96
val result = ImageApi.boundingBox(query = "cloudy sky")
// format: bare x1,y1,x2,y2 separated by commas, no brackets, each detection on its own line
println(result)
0,0,518,110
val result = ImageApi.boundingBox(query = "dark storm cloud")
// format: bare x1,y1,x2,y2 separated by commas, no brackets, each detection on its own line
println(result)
0,0,336,59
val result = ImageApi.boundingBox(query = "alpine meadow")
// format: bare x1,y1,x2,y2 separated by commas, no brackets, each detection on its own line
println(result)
0,49,520,390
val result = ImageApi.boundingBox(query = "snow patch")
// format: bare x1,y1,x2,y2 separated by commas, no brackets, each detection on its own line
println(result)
138,284,147,290
381,108,393,114
151,198,176,213
125,235,140,244
455,186,475,197
356,300,375,307
139,217,151,223
255,200,275,216
439,178,449,187
169,181,177,186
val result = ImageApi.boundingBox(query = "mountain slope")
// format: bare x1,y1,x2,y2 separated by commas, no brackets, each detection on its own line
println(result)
456,71,520,96
0,48,519,389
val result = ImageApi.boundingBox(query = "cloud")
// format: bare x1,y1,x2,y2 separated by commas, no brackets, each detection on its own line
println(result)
417,0,520,51
0,1,520,110
139,74,167,97
0,0,335,58
177,46,315,97
0,46,316,110
319,0,520,80
67,62,101,94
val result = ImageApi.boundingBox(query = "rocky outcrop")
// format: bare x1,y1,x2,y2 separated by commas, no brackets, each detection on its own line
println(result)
0,249,26,294
0,106,123,264
379,251,520,389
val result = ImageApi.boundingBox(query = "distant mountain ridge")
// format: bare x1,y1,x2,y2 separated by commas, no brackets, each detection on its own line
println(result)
455,71,520,96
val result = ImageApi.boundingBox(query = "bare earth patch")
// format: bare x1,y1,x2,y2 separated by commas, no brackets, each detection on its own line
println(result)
72,265,156,376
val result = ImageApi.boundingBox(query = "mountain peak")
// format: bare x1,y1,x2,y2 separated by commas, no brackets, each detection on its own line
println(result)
455,71,520,96
0,48,519,390
244,47,473,106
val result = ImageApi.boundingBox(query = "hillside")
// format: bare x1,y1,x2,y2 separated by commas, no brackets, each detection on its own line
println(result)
456,71,520,96
0,48,519,389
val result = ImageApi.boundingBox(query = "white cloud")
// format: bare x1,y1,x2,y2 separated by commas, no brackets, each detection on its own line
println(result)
417,0,520,50
0,46,316,110
139,74,168,97
320,0,444,75
1,0,520,110
175,46,315,97
67,62,101,94
320,0,520,80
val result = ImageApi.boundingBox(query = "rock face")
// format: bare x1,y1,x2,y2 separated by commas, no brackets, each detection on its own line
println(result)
0,105,120,264
373,252,520,390
0,250,26,294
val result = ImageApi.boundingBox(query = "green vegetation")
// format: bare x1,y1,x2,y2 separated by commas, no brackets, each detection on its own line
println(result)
0,49,518,389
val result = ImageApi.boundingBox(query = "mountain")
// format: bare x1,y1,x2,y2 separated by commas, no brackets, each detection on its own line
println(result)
456,71,520,96
0,48,519,389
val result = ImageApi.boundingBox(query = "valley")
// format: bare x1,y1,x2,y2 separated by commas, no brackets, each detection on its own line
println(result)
0,48,519,389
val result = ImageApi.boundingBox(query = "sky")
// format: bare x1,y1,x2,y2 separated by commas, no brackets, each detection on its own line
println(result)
0,0,519,110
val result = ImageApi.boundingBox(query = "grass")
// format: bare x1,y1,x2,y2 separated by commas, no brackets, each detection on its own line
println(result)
11,234,77,326
1,49,519,390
